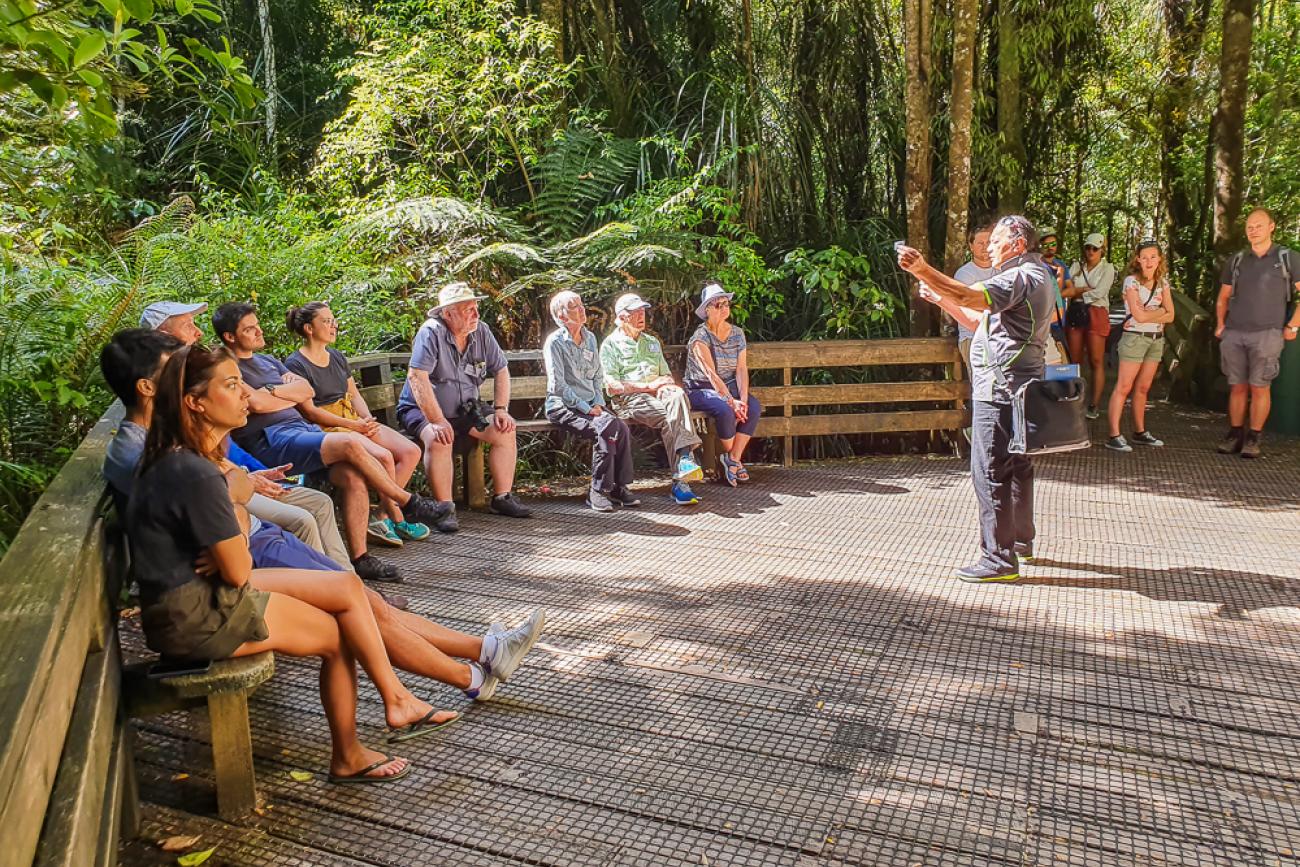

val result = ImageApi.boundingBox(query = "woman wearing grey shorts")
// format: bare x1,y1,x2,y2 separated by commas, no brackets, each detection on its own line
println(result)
1105,240,1175,452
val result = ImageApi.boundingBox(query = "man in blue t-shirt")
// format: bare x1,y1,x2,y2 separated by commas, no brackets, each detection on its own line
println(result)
213,302,452,582
899,215,1055,584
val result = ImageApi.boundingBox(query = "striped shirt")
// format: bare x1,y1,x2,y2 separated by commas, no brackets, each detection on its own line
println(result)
684,323,747,388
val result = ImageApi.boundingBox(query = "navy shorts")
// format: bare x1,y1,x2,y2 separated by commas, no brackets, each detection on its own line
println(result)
397,404,479,455
250,418,327,477
248,523,343,571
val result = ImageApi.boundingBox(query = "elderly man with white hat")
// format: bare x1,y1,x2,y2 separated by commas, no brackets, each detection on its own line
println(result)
396,282,532,524
599,292,704,506
140,300,207,345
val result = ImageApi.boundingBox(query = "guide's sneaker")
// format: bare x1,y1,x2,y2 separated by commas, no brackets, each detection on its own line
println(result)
1104,435,1132,453
367,518,403,548
1240,432,1261,459
1084,405,1100,420
587,489,616,512
674,454,704,482
611,485,641,507
484,608,545,683
1013,541,1034,564
352,553,403,583
1217,430,1244,455
1130,431,1164,447
670,481,700,505
489,492,533,518
954,563,1019,583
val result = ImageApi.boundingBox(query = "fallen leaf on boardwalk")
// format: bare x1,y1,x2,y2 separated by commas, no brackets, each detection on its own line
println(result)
170,773,189,782
815,700,825,710
288,770,314,782
119,607,140,618
1010,662,1024,669
633,787,647,794
177,847,217,866
158,835,201,852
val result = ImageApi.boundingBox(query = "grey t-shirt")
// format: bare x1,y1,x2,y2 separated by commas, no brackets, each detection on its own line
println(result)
968,253,1057,403
234,354,302,448
1221,245,1297,333
953,261,997,340
284,347,352,405
396,317,507,421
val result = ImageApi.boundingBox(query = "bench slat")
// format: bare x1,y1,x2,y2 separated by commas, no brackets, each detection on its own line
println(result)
750,380,965,406
754,409,969,437
746,338,959,369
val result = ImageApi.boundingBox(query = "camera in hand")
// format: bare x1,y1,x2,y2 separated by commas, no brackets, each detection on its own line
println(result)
458,397,495,431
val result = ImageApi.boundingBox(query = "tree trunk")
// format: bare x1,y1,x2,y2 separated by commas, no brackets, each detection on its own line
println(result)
903,0,934,334
256,0,277,155
740,0,762,229
1211,0,1254,257
942,0,979,274
995,0,1024,210
541,0,566,62
1159,0,1212,285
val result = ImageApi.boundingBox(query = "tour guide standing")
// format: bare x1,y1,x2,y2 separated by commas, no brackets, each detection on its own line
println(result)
898,215,1056,583
1214,207,1300,459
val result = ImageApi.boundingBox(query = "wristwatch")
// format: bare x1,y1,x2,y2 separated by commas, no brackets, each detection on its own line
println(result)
263,383,278,396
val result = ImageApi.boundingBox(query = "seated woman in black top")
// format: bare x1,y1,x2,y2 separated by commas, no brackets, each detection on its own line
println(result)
283,303,432,543
131,344,454,783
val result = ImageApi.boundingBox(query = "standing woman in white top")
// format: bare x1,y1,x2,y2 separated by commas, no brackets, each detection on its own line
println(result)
1065,233,1117,418
1105,239,1175,452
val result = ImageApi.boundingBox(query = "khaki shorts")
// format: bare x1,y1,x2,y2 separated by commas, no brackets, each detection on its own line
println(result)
1220,328,1284,387
1117,331,1164,364
142,578,270,661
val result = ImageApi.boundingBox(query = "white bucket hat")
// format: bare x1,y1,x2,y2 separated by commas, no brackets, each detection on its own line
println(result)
695,283,734,319
430,282,486,314
140,300,207,330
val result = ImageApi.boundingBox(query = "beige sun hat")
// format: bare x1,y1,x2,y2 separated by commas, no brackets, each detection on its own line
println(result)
430,282,486,314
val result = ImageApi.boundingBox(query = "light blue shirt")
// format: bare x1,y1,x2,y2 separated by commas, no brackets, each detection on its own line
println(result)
543,327,605,414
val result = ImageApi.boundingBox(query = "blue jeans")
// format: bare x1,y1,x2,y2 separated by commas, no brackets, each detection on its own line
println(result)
685,381,761,440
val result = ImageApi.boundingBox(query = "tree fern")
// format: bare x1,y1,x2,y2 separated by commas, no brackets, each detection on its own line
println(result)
532,127,640,244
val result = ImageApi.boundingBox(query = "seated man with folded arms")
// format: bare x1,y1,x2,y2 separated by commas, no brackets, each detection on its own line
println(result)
140,299,354,570
213,302,451,582
99,328,545,701
543,291,639,512
396,282,532,525
599,292,705,506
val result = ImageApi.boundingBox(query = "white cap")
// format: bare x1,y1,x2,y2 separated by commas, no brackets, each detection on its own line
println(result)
695,283,735,319
430,281,486,314
140,301,207,330
614,293,652,317
1083,232,1106,249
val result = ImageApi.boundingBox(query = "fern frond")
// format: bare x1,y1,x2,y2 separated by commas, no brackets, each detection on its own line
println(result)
533,127,640,243
453,242,548,273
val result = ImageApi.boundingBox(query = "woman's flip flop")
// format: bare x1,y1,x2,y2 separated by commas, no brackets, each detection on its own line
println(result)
328,755,411,784
387,708,461,744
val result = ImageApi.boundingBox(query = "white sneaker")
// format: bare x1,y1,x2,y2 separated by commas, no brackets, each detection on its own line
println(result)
485,608,546,683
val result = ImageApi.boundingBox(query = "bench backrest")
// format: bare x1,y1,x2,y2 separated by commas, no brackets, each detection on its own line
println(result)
0,403,133,866
351,337,966,462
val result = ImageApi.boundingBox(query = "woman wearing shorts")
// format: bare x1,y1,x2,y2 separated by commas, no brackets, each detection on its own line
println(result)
1066,233,1116,418
1105,240,1175,452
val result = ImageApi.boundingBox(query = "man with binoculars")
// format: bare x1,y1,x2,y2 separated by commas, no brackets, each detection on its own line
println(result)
397,283,533,528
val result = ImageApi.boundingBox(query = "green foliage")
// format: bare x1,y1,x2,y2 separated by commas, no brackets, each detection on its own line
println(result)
310,0,572,209
780,246,901,339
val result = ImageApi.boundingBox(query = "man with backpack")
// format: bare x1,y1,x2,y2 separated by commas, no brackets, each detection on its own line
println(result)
1215,207,1300,458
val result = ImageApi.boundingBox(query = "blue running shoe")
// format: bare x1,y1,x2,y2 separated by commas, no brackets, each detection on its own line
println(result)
393,519,431,541
674,454,703,482
671,481,700,505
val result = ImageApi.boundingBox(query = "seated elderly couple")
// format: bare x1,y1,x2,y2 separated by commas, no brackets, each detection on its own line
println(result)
543,283,762,511
136,289,533,583
99,329,546,784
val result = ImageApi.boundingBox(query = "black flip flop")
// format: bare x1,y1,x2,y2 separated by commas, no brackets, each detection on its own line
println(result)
328,755,412,785
387,708,461,744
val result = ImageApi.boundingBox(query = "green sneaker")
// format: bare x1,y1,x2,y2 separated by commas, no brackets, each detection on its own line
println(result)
393,520,431,541
366,518,403,548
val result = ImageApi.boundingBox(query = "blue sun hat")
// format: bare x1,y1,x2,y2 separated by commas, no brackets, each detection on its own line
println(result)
695,282,734,319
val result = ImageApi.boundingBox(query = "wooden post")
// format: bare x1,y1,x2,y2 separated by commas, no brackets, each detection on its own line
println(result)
206,691,257,822
117,726,140,840
701,417,718,478
782,365,794,467
467,446,487,510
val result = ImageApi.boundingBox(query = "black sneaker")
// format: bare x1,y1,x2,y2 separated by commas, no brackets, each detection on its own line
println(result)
611,485,641,507
1130,431,1164,447
1217,429,1244,455
1013,541,1034,563
352,553,403,583
489,492,533,518
587,489,616,512
954,563,1019,583
1240,432,1261,459
403,494,453,526
434,508,459,534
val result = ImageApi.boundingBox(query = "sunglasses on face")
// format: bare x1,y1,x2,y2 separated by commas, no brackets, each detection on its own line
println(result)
711,300,731,308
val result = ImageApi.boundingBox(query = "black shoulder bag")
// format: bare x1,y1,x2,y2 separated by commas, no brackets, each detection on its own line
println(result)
989,355,1091,456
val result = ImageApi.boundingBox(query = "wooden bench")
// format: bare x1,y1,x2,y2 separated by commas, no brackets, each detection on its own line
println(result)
0,403,279,867
350,337,966,505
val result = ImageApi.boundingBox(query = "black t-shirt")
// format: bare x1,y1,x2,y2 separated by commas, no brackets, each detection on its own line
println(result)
283,347,352,406
126,449,242,604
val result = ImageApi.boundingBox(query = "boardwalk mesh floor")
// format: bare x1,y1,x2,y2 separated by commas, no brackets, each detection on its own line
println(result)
120,403,1300,866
